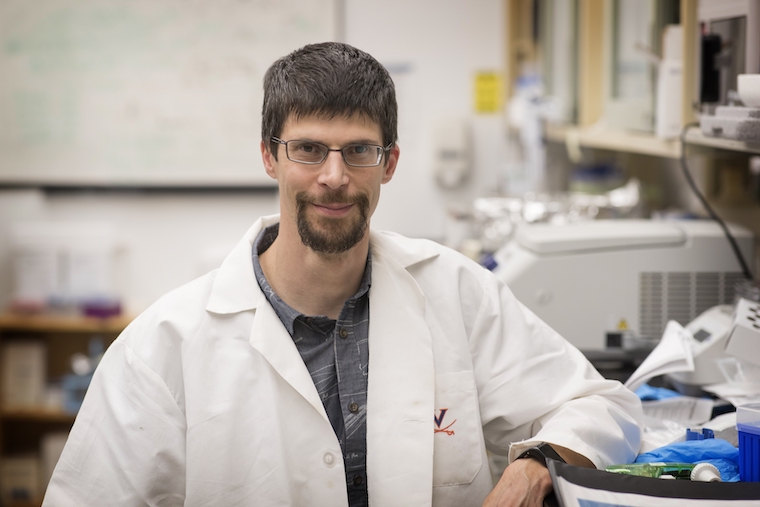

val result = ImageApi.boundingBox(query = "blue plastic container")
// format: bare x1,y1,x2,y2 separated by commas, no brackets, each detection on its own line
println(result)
737,403,760,482
61,373,93,414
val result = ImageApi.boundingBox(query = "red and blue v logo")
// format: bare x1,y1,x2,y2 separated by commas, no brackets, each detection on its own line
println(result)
434,408,456,436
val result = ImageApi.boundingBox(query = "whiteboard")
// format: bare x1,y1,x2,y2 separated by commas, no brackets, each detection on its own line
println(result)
0,0,337,188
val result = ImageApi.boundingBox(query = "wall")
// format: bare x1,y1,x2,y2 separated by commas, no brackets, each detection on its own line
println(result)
0,0,508,314
345,0,508,238
0,189,280,313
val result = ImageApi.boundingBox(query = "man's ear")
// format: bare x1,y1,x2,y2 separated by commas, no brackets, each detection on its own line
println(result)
261,140,278,180
381,144,400,184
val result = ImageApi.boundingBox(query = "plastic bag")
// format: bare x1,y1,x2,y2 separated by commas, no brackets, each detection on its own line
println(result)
634,439,740,482
635,383,681,401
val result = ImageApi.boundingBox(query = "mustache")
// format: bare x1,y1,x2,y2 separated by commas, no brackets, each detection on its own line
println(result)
296,191,368,207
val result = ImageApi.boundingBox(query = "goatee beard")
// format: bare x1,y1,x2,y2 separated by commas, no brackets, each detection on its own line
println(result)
296,191,370,254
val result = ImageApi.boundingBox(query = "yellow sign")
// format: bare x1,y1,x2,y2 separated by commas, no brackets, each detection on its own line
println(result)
617,319,630,331
474,72,503,114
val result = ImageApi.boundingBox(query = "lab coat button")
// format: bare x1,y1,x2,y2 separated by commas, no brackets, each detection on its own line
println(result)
339,328,348,339
353,475,363,486
323,452,336,467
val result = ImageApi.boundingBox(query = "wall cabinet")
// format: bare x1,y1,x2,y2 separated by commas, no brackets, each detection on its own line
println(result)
0,313,131,507
506,0,760,157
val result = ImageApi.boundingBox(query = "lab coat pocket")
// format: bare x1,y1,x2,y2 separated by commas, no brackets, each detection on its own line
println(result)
432,371,483,487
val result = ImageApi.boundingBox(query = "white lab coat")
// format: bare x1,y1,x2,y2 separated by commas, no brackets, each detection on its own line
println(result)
43,215,642,507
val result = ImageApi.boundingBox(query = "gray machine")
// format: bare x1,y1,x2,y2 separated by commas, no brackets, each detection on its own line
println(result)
492,219,754,351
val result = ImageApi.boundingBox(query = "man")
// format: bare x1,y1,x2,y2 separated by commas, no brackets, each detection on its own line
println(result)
43,42,642,507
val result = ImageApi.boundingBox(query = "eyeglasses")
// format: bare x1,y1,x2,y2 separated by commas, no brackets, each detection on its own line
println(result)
271,137,392,167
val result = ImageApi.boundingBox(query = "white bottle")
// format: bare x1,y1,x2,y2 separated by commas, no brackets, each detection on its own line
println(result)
655,25,683,139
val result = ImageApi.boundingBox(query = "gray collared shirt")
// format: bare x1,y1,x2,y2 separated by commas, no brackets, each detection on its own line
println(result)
252,224,370,507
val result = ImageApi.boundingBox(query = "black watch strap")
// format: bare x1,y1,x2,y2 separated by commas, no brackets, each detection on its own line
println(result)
516,443,566,468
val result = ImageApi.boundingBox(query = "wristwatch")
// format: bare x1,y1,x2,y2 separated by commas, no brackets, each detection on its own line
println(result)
515,443,566,468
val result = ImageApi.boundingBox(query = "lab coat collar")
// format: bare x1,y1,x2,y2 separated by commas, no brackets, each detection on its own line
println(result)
368,228,441,270
205,214,278,315
205,215,441,315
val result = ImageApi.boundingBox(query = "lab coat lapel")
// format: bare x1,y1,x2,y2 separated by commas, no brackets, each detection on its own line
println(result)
248,281,330,424
366,245,435,507
206,214,329,423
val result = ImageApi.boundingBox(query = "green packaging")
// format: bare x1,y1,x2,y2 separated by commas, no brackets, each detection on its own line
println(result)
605,462,695,479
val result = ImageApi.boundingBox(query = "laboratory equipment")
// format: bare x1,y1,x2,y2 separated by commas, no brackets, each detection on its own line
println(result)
666,304,734,395
700,105,760,143
724,298,760,367
491,219,753,351
737,403,760,482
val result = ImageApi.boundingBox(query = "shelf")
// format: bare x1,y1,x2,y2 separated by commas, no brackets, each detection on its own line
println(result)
546,124,760,158
1,408,75,424
545,124,681,158
683,128,760,155
6,499,42,507
0,313,132,334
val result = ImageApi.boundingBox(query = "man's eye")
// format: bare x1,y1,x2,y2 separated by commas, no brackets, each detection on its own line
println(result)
296,143,319,153
346,145,369,155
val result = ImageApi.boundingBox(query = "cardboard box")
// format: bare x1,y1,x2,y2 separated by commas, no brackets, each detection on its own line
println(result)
0,455,41,503
1,341,46,408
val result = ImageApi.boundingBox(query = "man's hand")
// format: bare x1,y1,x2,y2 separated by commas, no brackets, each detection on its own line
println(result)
483,445,594,507
482,457,552,507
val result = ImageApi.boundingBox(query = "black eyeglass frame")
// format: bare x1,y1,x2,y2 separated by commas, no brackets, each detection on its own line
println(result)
270,137,393,167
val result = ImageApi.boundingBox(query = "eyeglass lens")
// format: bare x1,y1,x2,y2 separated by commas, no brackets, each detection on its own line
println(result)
286,141,382,167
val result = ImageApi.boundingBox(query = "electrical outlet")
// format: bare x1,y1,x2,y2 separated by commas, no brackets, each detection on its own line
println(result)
725,298,760,367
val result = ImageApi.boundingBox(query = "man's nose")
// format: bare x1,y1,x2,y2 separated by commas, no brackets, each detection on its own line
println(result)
317,150,349,189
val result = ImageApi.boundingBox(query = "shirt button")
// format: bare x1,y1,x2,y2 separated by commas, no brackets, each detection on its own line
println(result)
339,328,348,339
323,452,336,467
353,475,363,486
349,402,359,413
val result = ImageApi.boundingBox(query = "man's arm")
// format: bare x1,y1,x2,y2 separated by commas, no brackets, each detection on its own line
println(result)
43,339,187,506
465,271,642,506
483,445,593,507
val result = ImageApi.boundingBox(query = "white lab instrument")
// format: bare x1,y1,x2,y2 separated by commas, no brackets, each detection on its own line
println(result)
668,297,760,396
725,298,760,368
492,219,753,351
700,106,760,142
666,304,734,395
